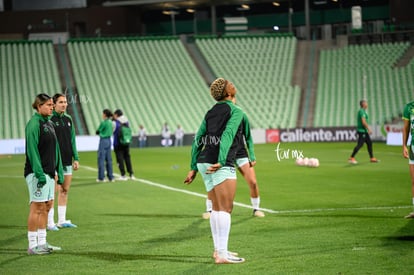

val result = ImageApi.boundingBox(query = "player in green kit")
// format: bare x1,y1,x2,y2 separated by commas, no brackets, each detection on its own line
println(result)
348,99,379,164
24,93,64,254
47,93,80,230
184,78,245,264
402,101,414,218
202,98,265,219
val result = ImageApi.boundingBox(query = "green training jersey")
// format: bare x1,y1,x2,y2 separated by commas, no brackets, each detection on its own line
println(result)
51,110,79,166
356,108,368,133
97,118,113,138
402,101,414,146
190,100,244,171
24,112,64,184
235,111,256,161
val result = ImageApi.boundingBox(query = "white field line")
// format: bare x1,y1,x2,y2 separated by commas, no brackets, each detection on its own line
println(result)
271,205,412,214
82,166,272,212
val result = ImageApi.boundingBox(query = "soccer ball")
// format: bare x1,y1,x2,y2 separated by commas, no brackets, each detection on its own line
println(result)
308,158,320,168
295,157,304,166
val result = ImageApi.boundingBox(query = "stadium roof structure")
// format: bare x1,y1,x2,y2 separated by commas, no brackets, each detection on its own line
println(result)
100,0,389,11
101,0,292,9
98,0,390,22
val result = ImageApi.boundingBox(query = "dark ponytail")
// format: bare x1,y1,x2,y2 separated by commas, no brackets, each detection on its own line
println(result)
103,109,113,118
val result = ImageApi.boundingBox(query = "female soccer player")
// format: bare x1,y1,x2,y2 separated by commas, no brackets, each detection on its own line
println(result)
402,100,414,219
47,93,80,230
203,99,264,219
184,78,245,264
24,93,64,254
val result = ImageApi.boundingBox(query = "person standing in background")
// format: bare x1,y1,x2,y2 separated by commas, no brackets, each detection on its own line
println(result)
174,124,184,147
96,109,114,182
113,109,135,180
348,99,379,164
138,124,147,148
24,93,64,254
47,93,79,231
161,122,172,147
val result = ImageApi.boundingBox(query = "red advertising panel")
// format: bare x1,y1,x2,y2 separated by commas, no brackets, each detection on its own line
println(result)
266,129,280,143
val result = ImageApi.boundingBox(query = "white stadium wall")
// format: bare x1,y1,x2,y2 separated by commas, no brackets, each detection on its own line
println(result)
0,124,405,155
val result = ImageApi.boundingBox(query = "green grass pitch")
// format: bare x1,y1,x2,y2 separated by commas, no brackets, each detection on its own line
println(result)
0,142,413,274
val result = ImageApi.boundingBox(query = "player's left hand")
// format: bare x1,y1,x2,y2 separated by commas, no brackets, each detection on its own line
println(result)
73,161,80,170
250,161,257,167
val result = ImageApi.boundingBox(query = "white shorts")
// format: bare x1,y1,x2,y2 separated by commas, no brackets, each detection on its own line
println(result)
26,173,55,203
196,163,237,192
235,157,249,168
63,165,73,175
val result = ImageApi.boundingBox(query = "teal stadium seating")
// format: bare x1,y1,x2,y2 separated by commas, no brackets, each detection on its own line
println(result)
68,37,211,136
314,42,413,127
2,37,412,140
0,41,61,139
196,35,300,129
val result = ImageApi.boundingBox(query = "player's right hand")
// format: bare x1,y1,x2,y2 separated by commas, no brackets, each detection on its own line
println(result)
37,180,46,188
184,170,197,184
403,146,409,159
73,161,80,170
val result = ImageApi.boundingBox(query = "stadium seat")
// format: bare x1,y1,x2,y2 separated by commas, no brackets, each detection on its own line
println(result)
314,42,412,127
67,37,210,135
196,35,299,129
0,41,61,139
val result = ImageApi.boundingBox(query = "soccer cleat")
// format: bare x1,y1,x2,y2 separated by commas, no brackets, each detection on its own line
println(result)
109,179,116,182
404,212,414,219
27,245,51,255
46,243,62,251
370,158,379,163
348,157,358,164
130,175,136,180
202,211,211,219
57,220,77,228
47,225,59,231
213,250,238,259
253,209,265,217
215,255,245,264
117,176,128,181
